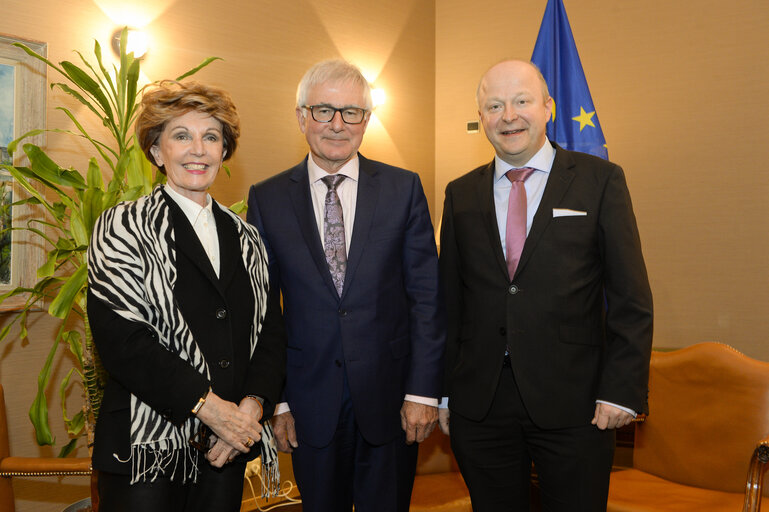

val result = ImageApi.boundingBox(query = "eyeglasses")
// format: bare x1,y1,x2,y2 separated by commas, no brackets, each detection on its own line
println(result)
303,105,368,124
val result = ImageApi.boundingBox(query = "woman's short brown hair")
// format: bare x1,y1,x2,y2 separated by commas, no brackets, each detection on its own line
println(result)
135,81,240,172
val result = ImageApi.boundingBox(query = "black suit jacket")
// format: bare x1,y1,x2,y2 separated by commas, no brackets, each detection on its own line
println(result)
440,143,653,429
88,190,286,474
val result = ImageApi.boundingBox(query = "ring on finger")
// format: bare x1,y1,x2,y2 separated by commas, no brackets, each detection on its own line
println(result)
245,437,254,448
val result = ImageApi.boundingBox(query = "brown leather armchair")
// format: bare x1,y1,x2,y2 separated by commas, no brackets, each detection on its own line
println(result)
0,384,91,511
608,342,769,511
410,428,471,512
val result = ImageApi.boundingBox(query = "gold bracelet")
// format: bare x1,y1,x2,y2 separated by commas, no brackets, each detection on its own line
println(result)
244,395,263,419
191,386,211,415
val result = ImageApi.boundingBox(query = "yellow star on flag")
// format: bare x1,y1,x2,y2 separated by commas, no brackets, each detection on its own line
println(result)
571,107,596,132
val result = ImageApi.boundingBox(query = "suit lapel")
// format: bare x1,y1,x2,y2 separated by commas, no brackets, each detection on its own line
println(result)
212,201,239,291
343,154,379,300
288,159,340,299
516,144,576,277
475,161,509,280
162,188,221,292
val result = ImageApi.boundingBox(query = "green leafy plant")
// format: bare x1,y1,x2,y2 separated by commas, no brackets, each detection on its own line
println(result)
0,28,222,456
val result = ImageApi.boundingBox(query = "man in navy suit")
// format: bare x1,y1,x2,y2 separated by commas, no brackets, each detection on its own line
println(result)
439,60,653,510
247,59,444,512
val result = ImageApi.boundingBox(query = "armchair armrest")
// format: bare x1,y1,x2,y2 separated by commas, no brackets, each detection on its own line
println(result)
0,456,91,477
743,435,769,512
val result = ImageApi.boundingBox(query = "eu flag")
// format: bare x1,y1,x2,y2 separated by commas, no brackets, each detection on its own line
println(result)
531,0,608,159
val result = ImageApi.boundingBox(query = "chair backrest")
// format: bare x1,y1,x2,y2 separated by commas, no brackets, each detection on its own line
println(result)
416,429,460,475
1,384,16,511
634,342,769,494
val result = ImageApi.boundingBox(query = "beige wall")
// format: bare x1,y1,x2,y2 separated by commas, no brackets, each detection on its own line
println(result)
2,0,769,509
0,1,434,510
436,0,769,360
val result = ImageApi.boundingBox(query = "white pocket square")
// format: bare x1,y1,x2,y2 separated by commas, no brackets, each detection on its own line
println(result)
552,208,587,218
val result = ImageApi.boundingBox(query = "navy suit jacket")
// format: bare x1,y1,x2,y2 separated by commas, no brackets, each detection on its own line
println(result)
440,143,653,429
247,154,444,448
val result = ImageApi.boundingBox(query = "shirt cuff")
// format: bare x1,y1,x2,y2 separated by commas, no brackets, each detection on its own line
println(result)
404,394,439,407
275,402,291,415
439,397,449,409
595,400,637,418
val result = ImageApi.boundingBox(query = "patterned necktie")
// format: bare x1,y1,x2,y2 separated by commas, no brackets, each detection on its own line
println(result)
321,175,347,296
505,167,535,280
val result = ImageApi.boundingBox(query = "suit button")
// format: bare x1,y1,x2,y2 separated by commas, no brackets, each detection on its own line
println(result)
338,309,347,317
218,359,231,369
335,360,342,367
499,327,506,336
508,285,519,295
215,308,227,319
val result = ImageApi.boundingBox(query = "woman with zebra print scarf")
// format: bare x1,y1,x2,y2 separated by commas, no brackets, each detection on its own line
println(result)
87,81,286,512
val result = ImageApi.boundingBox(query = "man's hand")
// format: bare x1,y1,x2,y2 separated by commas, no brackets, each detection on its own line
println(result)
271,411,299,453
400,401,438,444
591,402,634,430
438,408,450,436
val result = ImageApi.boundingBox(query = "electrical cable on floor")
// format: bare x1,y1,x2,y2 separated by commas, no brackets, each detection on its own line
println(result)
244,457,302,511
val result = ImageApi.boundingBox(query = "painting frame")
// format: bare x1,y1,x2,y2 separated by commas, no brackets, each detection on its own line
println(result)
0,34,47,311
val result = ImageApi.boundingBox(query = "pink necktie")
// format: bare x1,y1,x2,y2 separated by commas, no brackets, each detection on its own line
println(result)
505,167,535,280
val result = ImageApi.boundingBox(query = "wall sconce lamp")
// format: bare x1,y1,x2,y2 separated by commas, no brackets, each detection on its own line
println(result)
111,28,149,59
371,88,386,108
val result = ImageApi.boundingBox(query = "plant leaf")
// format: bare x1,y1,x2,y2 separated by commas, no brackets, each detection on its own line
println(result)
38,249,58,278
29,337,60,446
11,42,66,77
58,438,79,458
24,144,87,190
229,198,247,215
93,39,117,102
50,82,103,123
123,59,141,138
81,186,104,237
68,210,90,249
119,185,145,203
86,158,103,190
60,61,114,122
175,57,223,81
59,366,85,436
63,330,83,365
48,263,87,319
7,129,45,156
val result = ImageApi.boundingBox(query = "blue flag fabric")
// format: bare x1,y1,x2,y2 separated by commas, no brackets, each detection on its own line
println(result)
531,0,608,159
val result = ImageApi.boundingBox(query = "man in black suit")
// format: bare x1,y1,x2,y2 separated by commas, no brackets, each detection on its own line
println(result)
438,59,653,510
247,59,444,511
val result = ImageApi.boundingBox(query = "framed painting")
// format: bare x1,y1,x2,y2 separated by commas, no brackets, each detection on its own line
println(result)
0,34,47,310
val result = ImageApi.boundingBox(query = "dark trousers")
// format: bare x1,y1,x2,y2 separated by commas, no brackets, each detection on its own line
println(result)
98,458,247,512
450,366,615,512
291,373,418,512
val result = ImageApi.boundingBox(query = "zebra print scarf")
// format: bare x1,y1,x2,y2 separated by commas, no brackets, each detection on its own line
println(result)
88,185,279,492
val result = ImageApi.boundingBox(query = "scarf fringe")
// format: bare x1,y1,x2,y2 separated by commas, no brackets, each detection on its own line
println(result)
260,454,281,498
119,441,200,485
